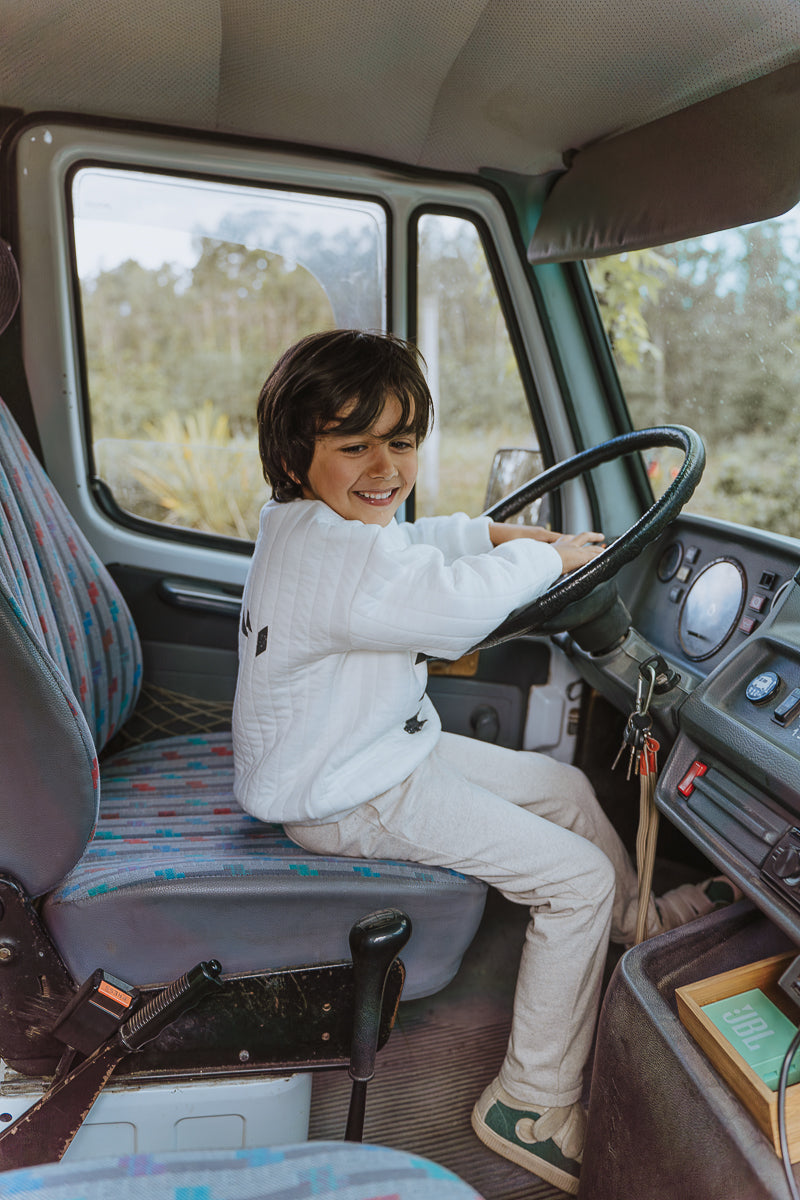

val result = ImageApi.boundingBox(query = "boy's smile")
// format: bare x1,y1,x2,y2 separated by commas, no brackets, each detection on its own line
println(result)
301,395,418,526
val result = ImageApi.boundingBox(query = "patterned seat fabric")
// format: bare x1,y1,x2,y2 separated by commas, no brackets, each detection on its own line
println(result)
45,731,485,996
0,402,141,747
0,397,141,896
0,1142,484,1199
0,386,485,1000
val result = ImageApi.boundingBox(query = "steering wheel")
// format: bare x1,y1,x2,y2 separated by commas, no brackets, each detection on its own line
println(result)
475,425,705,649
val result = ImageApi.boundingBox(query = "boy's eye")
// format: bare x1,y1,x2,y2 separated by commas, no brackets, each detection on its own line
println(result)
337,438,415,454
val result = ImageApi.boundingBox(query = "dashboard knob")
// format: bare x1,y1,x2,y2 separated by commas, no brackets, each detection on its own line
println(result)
745,670,780,704
770,843,800,884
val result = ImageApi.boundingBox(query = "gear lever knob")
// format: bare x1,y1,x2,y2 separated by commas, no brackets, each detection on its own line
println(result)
345,908,411,1142
348,908,412,1083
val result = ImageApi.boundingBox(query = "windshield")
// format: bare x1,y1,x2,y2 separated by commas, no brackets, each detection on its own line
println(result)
588,200,800,538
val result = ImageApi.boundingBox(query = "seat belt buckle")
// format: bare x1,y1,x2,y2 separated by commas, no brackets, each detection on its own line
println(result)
51,968,139,1057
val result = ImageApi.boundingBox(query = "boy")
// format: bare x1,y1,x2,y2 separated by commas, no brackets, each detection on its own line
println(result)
233,329,735,1193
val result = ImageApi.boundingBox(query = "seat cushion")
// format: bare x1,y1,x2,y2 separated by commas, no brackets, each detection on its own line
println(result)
43,733,487,1001
0,1142,484,1199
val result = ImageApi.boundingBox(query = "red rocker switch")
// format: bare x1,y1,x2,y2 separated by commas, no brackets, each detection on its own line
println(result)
678,760,708,797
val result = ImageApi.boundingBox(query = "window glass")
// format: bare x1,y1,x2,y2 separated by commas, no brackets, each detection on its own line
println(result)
588,202,800,536
415,213,542,521
73,168,387,539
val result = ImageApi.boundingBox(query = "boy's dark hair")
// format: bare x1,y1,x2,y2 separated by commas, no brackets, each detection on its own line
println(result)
257,329,434,501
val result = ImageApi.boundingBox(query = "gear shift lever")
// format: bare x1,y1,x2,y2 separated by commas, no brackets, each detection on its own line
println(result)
345,908,412,1141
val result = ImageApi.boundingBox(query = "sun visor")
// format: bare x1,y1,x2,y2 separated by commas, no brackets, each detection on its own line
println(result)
528,60,800,263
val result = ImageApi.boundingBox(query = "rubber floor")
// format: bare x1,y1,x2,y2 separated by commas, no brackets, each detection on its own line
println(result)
308,888,577,1199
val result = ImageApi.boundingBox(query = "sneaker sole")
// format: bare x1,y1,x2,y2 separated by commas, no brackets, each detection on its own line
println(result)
471,1106,579,1195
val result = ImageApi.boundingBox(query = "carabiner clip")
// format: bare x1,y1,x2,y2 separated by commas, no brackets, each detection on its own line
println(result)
636,662,656,715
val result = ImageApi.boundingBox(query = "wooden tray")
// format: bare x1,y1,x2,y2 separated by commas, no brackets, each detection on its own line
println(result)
676,952,800,1159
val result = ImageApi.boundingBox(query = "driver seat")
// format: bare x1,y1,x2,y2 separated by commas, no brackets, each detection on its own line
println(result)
0,237,486,1077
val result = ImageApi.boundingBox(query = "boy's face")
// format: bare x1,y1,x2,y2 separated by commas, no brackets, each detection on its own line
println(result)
301,394,418,525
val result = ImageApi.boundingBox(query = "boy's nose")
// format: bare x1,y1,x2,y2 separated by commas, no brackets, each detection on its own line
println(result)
368,445,397,478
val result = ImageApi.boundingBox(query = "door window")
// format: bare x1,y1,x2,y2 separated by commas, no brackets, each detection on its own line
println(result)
73,168,387,539
415,213,542,521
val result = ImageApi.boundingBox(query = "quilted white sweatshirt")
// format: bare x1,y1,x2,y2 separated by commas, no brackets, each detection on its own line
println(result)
232,499,562,823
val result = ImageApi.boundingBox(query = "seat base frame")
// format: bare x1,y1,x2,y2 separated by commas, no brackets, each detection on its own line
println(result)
0,875,403,1079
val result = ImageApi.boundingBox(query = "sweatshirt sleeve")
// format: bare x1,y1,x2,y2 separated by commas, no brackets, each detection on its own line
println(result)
399,512,493,562
310,517,563,659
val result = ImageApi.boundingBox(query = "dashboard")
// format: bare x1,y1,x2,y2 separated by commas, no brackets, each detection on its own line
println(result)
624,515,798,680
609,515,800,943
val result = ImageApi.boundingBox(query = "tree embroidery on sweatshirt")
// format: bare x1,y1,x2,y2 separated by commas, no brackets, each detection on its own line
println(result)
404,711,427,734
241,608,268,657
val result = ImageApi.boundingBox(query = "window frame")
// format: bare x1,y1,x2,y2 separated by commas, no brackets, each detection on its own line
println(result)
567,259,654,515
10,115,618,584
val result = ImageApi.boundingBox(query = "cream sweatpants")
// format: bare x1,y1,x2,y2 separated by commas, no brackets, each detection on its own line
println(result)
286,731,646,1109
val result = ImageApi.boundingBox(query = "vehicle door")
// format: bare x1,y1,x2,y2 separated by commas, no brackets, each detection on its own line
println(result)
9,120,616,759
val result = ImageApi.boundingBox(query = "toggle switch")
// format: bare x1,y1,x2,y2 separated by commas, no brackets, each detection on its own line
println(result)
677,760,708,798
773,688,800,727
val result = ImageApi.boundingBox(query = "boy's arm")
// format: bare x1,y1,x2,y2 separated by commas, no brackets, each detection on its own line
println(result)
291,511,603,661
345,529,569,659
400,512,493,562
402,514,603,574
488,522,560,546
489,522,605,574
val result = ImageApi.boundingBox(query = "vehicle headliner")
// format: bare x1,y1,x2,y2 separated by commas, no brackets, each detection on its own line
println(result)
2,2,800,254
0,1,797,175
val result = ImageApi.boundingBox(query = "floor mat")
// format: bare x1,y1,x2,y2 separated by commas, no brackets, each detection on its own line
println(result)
308,890,574,1199
307,857,699,1198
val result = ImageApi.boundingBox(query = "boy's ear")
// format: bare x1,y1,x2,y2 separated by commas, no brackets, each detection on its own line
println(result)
284,462,304,488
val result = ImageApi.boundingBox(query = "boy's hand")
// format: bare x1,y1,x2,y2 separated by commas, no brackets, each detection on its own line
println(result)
489,522,563,546
552,531,605,574
488,522,604,575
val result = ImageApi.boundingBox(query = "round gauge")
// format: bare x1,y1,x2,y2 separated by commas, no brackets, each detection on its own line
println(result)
678,559,746,661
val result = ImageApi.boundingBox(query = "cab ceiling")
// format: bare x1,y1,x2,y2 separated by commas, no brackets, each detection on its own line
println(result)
2,1,800,258
2,0,799,180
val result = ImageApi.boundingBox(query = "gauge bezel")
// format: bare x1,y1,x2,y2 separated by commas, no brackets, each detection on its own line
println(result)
677,557,746,661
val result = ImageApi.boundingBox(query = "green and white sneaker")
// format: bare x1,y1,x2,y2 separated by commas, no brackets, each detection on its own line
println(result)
471,1078,584,1195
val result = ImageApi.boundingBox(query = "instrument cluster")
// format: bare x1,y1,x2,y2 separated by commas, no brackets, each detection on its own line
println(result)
630,524,795,676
